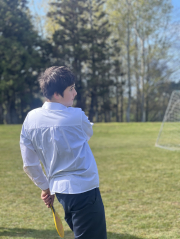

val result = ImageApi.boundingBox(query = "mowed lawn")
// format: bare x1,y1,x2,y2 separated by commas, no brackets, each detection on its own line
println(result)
1,123,180,239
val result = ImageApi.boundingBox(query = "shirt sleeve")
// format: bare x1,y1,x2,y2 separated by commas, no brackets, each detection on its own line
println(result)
81,111,93,141
20,124,49,190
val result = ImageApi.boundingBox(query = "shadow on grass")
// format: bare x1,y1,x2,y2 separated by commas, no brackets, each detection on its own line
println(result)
0,227,144,239
107,232,144,239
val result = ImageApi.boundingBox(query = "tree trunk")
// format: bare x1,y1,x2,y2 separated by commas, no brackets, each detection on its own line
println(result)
126,5,131,122
0,104,4,124
146,42,151,122
140,38,145,122
7,92,19,124
120,78,124,122
116,77,119,122
88,0,96,121
75,60,85,110
89,90,96,121
135,23,140,122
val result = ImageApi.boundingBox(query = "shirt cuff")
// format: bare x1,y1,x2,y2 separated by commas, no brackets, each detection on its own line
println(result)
39,181,49,191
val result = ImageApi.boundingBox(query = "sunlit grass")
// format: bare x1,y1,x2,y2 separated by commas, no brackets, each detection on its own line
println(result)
1,123,180,238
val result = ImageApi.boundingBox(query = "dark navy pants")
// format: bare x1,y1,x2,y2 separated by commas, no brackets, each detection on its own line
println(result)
56,188,107,239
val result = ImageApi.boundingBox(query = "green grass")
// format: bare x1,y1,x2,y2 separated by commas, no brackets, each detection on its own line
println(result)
1,123,180,238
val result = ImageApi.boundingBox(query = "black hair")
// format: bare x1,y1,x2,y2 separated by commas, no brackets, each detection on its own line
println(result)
38,66,75,99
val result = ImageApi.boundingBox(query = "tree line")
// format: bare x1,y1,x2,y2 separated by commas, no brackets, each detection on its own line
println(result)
0,0,178,124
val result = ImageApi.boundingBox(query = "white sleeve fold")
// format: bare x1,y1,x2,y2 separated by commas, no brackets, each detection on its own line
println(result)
23,164,49,190
20,126,49,190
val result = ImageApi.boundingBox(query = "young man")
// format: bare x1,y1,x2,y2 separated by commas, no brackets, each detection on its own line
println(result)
20,66,107,239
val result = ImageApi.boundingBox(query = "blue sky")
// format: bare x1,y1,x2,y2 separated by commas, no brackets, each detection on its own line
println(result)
28,0,180,81
172,0,180,20
172,0,180,8
28,0,45,16
29,0,180,15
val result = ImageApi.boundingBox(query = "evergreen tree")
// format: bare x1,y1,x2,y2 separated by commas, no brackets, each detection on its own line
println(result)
0,0,49,123
47,0,90,110
47,0,114,120
87,0,112,121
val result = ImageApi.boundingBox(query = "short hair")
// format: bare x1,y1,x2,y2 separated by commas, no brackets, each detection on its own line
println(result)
38,66,76,99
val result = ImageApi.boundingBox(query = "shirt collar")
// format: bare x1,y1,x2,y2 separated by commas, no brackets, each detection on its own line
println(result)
42,102,67,110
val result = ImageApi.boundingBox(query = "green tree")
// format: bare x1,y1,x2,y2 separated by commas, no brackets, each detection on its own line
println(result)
47,0,113,120
87,0,112,121
107,0,173,122
107,0,134,122
0,0,50,123
47,0,90,110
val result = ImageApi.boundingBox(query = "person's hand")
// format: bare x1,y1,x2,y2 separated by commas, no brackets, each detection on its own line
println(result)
41,188,55,208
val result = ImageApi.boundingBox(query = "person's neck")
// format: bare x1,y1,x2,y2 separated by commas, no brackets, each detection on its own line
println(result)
46,99,67,107
47,99,58,103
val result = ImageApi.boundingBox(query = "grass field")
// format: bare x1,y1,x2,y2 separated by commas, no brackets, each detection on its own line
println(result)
1,123,180,239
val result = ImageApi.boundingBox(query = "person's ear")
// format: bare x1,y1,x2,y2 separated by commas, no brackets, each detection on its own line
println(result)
54,92,62,99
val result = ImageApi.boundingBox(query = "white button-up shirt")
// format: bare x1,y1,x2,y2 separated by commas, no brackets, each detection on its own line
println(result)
20,102,99,195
